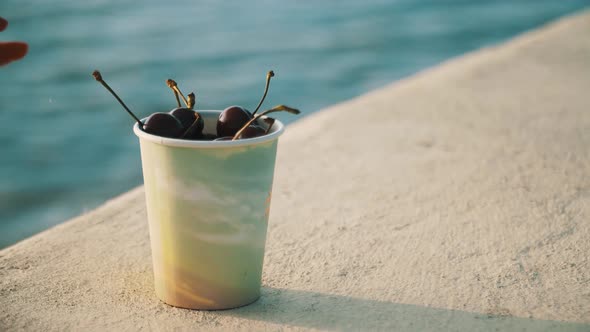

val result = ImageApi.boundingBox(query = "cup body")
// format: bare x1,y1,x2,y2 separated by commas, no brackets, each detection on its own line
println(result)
134,110,283,310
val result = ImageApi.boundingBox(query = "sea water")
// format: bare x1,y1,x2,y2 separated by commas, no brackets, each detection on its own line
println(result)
0,0,588,248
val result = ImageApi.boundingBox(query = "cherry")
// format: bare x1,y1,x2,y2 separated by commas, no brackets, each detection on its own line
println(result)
166,81,202,138
93,69,299,142
170,108,204,138
216,70,274,137
232,105,299,141
263,118,276,135
235,125,266,139
223,118,274,140
170,108,195,127
216,105,253,137
143,112,184,138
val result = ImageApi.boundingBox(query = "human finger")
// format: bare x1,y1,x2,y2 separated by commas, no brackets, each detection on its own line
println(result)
0,17,7,32
0,42,28,66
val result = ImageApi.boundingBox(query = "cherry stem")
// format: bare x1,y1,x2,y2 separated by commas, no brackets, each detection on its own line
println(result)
166,79,189,107
171,89,181,107
252,70,274,116
187,92,195,109
232,105,299,140
180,112,201,138
92,70,143,128
263,118,275,135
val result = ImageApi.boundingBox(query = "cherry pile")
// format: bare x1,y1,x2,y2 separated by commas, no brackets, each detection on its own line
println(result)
92,70,299,141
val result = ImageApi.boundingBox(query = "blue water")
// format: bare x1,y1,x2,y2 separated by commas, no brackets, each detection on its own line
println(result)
0,1,588,248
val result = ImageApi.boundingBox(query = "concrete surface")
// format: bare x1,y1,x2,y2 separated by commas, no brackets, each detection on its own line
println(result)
2,11,590,331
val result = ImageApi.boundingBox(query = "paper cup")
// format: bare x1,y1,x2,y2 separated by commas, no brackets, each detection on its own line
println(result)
133,110,284,310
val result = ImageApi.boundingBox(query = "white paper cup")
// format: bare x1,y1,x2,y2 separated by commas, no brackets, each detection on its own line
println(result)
134,110,284,310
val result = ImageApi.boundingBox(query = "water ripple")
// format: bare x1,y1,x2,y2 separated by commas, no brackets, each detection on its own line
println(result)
0,0,588,248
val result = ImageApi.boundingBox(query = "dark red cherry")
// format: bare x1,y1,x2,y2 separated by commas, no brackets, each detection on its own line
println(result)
231,105,299,141
170,108,194,128
170,107,204,138
143,112,184,138
216,106,253,137
235,125,265,139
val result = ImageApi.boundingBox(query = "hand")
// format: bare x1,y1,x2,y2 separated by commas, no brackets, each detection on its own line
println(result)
0,17,28,66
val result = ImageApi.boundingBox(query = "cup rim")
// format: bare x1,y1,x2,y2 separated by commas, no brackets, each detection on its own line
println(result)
133,110,285,149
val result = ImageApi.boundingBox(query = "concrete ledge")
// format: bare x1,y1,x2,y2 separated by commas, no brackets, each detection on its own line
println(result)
2,11,590,331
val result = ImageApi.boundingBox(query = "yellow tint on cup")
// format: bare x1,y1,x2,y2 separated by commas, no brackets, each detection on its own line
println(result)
134,110,284,310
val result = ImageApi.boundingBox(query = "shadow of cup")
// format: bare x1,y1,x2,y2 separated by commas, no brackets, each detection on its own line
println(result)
222,287,588,331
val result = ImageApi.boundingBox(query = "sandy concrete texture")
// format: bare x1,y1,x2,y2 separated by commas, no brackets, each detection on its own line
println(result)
2,11,590,332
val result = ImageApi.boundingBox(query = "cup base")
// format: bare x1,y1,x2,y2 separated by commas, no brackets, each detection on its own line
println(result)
156,291,261,311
